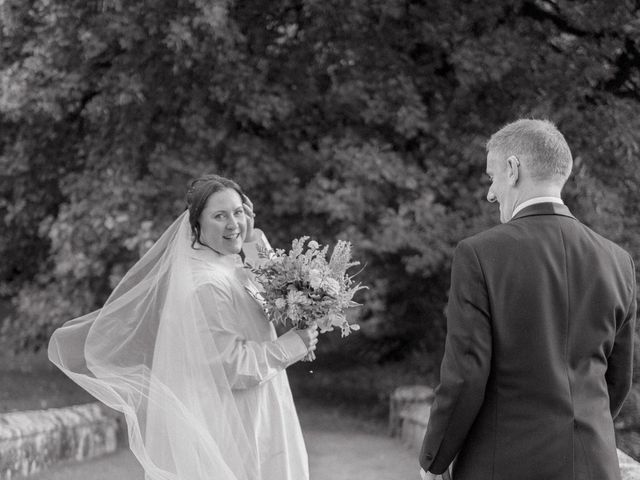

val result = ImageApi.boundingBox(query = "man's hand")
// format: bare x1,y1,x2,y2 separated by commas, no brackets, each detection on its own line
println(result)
420,468,438,479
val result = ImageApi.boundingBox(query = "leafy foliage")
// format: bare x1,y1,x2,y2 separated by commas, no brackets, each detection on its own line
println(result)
1,0,639,366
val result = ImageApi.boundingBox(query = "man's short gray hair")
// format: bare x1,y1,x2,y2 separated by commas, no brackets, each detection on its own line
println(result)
486,119,573,183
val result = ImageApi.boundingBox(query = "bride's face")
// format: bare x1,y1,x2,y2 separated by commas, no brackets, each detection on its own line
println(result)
199,188,247,255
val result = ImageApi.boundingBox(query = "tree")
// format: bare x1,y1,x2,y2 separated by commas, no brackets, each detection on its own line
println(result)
1,0,638,360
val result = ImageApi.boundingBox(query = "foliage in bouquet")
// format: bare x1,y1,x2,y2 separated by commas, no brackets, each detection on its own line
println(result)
249,237,365,337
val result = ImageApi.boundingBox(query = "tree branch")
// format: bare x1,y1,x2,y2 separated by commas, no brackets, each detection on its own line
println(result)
520,0,603,38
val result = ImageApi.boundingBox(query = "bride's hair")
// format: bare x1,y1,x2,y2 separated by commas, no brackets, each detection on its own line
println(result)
186,174,245,248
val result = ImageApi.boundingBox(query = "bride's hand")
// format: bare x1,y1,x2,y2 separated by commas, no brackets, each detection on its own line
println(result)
293,326,319,352
242,194,257,242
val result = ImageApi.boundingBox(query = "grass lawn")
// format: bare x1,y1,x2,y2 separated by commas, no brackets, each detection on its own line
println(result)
0,345,434,424
0,349,94,413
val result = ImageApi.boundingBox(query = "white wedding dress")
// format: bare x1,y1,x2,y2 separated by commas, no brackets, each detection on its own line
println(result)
190,245,309,480
48,212,310,480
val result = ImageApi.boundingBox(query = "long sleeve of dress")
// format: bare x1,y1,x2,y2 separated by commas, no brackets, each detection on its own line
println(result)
196,281,308,390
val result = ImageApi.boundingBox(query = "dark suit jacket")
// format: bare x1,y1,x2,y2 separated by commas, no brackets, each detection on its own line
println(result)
419,203,636,480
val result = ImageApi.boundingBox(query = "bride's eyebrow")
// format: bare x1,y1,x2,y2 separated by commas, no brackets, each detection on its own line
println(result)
211,206,244,214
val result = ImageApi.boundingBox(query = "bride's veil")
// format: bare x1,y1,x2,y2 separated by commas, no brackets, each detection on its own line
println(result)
48,211,258,480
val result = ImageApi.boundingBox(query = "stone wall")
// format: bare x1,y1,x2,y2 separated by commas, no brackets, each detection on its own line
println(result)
390,385,640,480
617,386,640,461
0,403,122,480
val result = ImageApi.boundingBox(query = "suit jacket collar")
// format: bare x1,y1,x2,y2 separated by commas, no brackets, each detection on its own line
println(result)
510,202,576,222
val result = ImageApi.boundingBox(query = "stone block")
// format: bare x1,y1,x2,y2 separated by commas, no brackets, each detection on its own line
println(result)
389,385,433,437
620,449,640,480
0,403,121,480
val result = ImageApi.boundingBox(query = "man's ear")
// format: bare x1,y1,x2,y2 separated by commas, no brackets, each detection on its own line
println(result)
506,155,520,186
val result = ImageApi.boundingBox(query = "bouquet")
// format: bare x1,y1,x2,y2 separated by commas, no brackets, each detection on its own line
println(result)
249,236,366,360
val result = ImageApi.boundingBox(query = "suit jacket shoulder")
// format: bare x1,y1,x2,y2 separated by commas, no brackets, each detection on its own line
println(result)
462,204,634,281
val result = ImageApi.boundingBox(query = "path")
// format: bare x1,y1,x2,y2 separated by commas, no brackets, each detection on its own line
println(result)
24,401,420,480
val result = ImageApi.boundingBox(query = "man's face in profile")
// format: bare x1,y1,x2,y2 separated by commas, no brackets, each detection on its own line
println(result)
485,150,512,223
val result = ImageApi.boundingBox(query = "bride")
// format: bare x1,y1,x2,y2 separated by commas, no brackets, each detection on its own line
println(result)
48,174,318,480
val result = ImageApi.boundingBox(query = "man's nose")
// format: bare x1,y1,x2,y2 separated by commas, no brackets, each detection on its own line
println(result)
487,191,497,203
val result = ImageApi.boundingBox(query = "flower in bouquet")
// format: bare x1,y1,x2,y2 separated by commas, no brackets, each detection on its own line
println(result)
248,236,366,356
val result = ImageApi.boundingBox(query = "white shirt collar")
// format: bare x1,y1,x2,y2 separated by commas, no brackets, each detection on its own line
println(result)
512,196,564,218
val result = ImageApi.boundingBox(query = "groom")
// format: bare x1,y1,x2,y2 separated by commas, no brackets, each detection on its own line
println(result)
419,119,636,480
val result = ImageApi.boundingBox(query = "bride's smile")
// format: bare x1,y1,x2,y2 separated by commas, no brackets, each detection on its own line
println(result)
199,188,247,255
